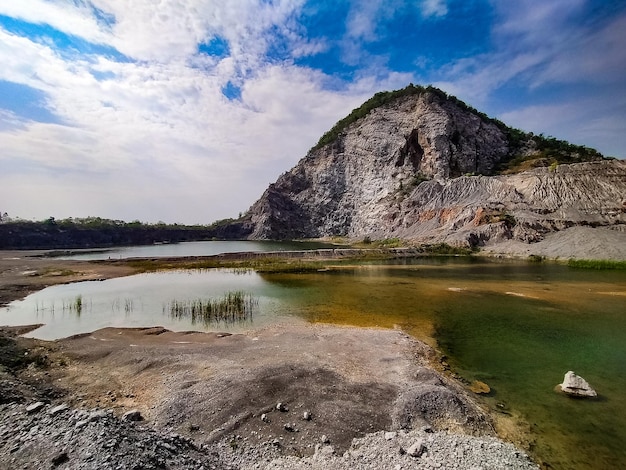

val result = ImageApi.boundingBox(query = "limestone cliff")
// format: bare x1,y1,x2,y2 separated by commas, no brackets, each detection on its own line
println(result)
239,86,625,249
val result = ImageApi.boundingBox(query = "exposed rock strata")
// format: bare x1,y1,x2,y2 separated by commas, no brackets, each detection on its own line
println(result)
239,90,625,252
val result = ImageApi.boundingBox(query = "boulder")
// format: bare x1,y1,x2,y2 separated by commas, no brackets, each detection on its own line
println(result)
557,371,597,398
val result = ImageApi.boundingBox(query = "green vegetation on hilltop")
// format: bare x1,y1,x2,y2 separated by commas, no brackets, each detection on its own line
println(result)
310,84,606,174
311,84,426,151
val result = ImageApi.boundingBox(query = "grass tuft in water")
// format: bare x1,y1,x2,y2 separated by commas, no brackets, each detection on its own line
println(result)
165,291,257,326
567,259,626,270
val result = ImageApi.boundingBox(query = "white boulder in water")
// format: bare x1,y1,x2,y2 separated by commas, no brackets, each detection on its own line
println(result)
558,371,597,398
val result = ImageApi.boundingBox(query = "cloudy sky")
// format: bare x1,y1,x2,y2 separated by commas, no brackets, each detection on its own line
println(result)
1,0,624,224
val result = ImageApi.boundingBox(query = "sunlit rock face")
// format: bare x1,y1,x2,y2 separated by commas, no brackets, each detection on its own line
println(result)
240,90,626,246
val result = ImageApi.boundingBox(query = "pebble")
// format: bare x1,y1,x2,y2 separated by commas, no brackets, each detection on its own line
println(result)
407,438,425,457
25,402,45,413
49,404,69,415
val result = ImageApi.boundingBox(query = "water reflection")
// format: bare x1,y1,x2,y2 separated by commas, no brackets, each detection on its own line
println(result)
0,269,298,339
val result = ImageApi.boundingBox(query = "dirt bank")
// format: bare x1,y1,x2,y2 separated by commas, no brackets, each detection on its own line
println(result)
0,250,136,308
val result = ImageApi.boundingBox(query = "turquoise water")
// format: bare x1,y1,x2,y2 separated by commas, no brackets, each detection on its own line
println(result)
1,258,624,468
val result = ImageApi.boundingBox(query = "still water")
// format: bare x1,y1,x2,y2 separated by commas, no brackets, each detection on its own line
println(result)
53,240,339,260
1,258,625,469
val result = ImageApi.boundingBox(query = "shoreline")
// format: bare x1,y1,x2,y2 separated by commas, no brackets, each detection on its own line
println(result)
0,250,541,468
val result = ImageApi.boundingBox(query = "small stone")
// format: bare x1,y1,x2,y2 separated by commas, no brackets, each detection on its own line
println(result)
276,402,288,412
272,438,281,447
321,434,330,444
26,402,45,413
407,439,426,457
261,413,269,423
284,423,296,432
88,410,107,421
557,371,597,398
49,404,69,415
122,409,143,421
303,411,312,421
469,380,491,394
385,431,397,441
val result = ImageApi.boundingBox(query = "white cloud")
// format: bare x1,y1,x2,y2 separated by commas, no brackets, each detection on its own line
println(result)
2,0,622,224
500,93,626,158
0,15,382,223
420,0,448,18
0,1,112,45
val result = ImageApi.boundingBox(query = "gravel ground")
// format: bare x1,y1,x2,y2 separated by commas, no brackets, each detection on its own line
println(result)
484,226,626,261
0,401,538,470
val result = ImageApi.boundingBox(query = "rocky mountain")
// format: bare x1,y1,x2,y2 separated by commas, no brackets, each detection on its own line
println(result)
236,85,626,251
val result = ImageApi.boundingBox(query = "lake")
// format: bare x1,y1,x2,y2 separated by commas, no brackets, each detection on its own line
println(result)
1,257,625,469
51,240,340,260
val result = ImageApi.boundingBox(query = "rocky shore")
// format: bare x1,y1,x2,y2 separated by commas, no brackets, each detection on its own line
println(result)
0,400,537,470
0,320,539,469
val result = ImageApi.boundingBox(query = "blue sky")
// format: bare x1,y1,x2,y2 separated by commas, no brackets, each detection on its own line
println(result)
1,0,624,224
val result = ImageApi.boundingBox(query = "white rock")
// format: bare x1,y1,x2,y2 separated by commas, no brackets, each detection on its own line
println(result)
558,371,597,398
407,438,425,457
26,402,45,413
49,403,69,415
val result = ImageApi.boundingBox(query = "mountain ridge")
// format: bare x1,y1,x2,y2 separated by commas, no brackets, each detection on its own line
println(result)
233,86,624,254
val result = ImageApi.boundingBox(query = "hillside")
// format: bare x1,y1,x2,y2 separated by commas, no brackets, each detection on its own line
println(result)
233,86,625,257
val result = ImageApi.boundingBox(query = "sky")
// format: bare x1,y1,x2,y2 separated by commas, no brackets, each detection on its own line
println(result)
1,0,625,225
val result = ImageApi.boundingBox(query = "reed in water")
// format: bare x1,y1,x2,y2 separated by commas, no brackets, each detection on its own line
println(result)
165,291,257,325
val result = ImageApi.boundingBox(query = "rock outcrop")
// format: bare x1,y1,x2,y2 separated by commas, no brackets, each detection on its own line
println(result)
238,86,625,250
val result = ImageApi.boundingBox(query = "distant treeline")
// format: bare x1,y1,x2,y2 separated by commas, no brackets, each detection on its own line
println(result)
0,216,248,250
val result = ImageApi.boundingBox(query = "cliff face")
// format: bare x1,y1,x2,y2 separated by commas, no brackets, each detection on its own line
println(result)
242,89,625,248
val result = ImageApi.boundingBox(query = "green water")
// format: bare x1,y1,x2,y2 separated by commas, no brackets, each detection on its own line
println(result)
260,259,626,469
2,258,625,468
